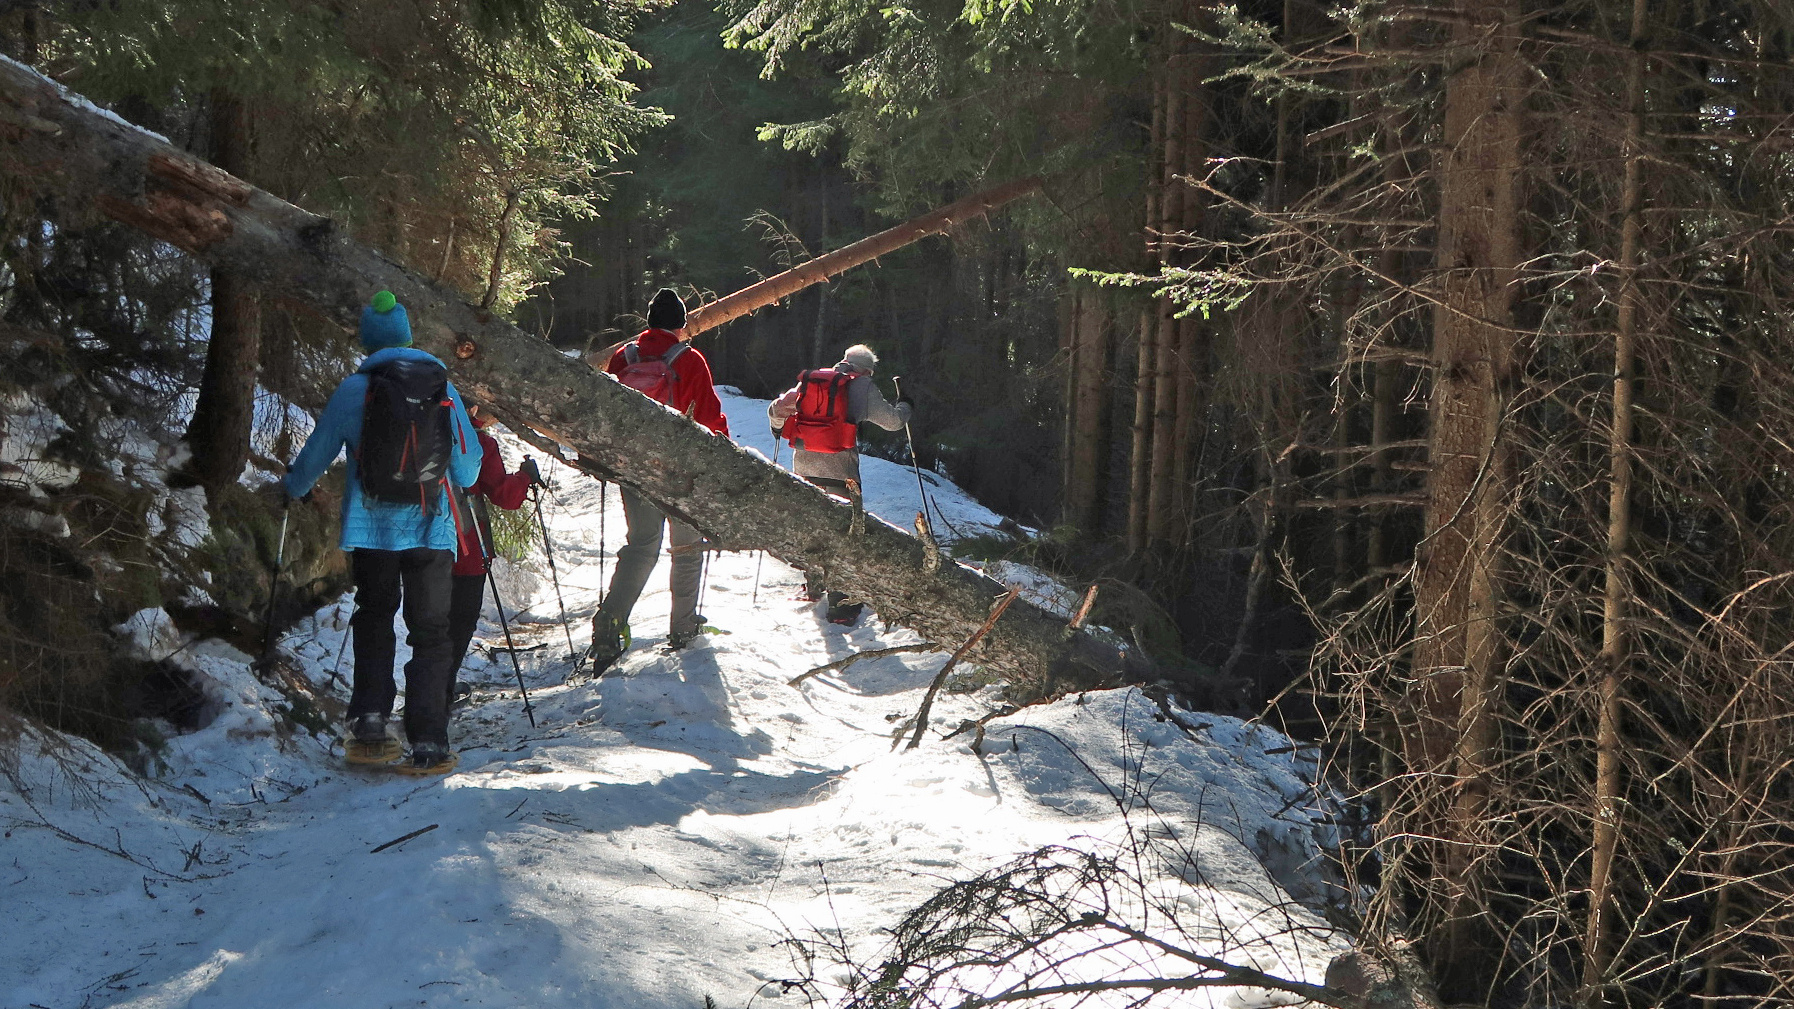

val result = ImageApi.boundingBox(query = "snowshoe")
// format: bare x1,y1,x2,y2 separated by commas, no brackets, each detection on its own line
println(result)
345,737,404,765
587,612,630,673
826,601,865,626
394,744,458,777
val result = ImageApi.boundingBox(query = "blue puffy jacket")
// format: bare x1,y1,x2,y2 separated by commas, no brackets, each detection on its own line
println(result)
283,347,482,552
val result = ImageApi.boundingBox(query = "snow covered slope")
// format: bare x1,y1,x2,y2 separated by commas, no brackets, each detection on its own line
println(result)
1,393,1346,1009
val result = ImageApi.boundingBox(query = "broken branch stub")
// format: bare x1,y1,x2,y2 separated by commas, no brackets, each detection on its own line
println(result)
0,56,1161,704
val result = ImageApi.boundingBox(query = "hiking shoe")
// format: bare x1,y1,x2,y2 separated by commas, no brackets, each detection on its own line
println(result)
826,602,865,626
397,744,458,777
348,713,388,743
587,612,630,673
448,681,473,709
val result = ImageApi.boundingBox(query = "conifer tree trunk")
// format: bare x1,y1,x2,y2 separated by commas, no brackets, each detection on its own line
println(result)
1145,46,1188,554
1062,282,1112,534
1408,2,1526,991
1584,0,1648,998
183,90,261,490
1127,68,1168,555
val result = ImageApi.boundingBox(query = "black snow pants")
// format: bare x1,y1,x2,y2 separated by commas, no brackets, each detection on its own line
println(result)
348,547,455,748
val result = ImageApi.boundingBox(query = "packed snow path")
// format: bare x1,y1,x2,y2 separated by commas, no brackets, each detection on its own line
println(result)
3,392,1346,1009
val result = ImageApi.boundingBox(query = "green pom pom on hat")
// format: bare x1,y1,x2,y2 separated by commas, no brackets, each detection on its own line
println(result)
359,291,412,350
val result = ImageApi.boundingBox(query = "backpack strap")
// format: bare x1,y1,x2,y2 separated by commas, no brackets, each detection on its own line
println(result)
623,342,641,365
825,371,849,419
662,342,690,365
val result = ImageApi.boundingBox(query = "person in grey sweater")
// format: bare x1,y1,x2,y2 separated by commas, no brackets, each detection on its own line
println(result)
768,343,912,623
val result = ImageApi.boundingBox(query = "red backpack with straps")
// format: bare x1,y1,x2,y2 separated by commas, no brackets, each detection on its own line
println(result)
618,341,690,406
779,368,856,454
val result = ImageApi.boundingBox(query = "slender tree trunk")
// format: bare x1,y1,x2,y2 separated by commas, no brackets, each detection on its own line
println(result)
1167,42,1210,554
1127,67,1168,555
481,188,519,310
184,89,261,491
811,168,829,364
1146,47,1191,553
1064,282,1112,534
1408,1,1526,992
1171,318,1200,549
1583,1,1649,1001
1128,307,1158,556
1367,354,1396,570
1061,287,1080,518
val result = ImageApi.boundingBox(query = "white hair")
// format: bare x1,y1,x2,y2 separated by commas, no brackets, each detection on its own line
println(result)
841,344,879,373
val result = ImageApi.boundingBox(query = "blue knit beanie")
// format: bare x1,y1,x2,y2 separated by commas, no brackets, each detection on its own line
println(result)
359,291,412,350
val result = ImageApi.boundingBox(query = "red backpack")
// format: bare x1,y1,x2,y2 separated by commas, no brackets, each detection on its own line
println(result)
779,368,857,454
618,341,690,405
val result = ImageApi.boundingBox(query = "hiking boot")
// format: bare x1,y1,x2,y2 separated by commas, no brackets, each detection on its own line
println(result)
666,615,707,652
587,612,630,673
397,743,458,777
348,713,388,743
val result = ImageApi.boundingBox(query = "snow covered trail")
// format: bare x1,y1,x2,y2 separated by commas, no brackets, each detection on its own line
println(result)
2,392,1347,1009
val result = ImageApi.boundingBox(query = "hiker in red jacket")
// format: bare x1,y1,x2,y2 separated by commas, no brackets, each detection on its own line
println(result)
588,288,729,673
445,404,543,708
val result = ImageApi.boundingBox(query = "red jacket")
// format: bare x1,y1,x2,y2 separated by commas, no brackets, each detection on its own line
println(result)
605,328,730,436
451,428,533,577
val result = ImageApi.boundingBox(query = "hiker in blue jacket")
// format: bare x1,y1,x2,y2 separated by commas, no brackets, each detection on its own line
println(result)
284,291,481,775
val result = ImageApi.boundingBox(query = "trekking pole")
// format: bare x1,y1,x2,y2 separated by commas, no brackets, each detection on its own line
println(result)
751,550,765,608
891,376,935,535
257,499,292,668
476,519,536,727
530,485,578,663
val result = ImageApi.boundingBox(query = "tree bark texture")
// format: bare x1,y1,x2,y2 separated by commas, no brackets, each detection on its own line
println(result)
183,90,262,491
1407,2,1526,988
0,57,1151,705
681,176,1043,338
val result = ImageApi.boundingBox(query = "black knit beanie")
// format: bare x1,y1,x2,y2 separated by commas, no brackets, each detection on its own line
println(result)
646,288,687,330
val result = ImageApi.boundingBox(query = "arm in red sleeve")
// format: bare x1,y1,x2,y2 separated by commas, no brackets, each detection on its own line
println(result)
605,345,628,377
675,349,729,436
471,430,533,510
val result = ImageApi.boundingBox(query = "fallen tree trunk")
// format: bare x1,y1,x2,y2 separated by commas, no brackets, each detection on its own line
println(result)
0,56,1161,705
682,176,1044,337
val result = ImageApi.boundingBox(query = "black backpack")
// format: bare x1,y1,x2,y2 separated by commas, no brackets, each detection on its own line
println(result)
358,358,455,513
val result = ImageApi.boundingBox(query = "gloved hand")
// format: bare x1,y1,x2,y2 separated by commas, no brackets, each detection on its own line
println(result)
897,397,914,410
519,456,546,488
281,470,314,505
